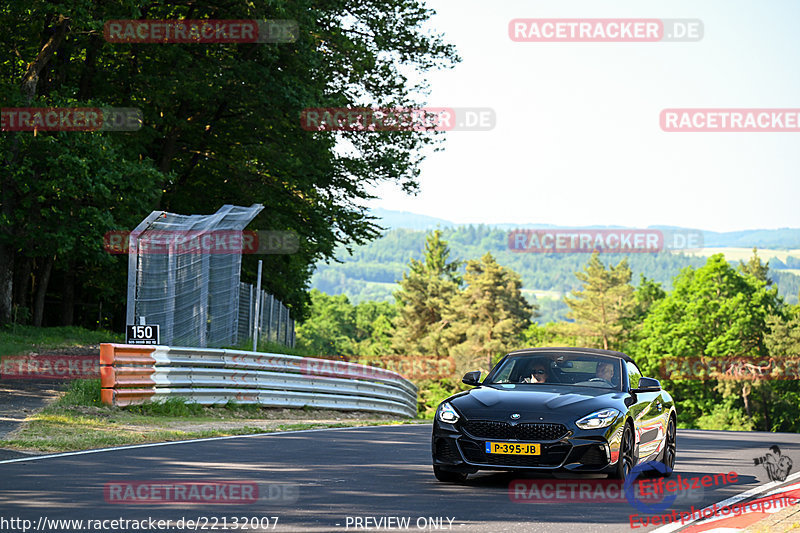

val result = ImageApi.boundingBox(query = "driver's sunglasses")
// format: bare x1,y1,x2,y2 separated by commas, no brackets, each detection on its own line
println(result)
532,369,546,375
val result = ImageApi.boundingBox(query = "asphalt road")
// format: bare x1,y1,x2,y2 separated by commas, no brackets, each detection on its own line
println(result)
1,425,799,533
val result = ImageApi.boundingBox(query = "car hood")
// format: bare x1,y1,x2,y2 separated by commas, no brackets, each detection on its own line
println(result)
449,384,628,422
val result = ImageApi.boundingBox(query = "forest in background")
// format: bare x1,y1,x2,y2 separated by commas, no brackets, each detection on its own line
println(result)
299,230,800,432
311,224,800,323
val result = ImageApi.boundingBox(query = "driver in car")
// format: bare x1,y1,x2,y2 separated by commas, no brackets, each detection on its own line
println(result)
523,362,549,383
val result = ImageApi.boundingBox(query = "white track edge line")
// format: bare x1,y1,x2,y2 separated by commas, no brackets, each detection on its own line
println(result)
0,422,425,465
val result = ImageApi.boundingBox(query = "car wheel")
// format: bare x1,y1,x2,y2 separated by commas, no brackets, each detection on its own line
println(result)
611,423,635,480
658,417,677,476
433,465,468,483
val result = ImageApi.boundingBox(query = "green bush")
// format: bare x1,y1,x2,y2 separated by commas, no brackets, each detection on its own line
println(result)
417,378,464,419
57,379,103,407
693,403,756,431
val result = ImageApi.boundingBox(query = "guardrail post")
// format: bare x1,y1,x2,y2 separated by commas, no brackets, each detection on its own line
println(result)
253,260,262,352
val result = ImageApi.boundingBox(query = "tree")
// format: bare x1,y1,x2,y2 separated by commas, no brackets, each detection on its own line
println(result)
636,254,783,430
740,248,772,285
617,275,666,353
561,253,636,350
295,290,357,356
1,131,161,326
765,303,800,359
392,230,461,357
443,253,533,374
353,300,396,356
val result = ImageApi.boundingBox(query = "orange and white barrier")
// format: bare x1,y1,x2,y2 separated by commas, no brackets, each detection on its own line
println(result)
99,344,417,417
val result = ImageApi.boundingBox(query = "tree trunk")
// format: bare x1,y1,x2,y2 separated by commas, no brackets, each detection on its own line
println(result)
742,382,751,419
13,256,32,308
33,256,54,327
61,265,74,326
0,243,12,324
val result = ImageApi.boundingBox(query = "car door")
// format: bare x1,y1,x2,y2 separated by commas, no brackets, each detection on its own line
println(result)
625,361,665,461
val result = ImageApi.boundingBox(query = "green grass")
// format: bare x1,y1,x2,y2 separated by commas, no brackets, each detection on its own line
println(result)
0,403,424,452
0,411,275,452
125,397,206,417
0,325,122,358
56,379,103,407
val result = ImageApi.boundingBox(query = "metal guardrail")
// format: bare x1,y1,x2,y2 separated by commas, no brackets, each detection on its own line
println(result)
100,344,418,418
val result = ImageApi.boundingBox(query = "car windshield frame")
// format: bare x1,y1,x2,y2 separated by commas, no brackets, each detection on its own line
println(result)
485,352,625,391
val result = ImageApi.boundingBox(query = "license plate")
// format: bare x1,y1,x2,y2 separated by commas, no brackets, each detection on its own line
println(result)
485,442,541,455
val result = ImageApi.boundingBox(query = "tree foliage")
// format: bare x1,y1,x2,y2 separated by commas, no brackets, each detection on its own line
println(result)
635,253,786,430
0,0,460,326
294,289,396,356
560,253,635,350
392,230,461,357
443,252,534,374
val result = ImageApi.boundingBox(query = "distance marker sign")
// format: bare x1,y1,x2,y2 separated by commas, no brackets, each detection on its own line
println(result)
126,324,160,345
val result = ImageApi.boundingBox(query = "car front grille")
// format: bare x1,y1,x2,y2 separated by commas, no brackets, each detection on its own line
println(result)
462,420,568,441
458,440,571,467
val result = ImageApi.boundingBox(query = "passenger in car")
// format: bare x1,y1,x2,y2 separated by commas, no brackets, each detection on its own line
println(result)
596,361,617,385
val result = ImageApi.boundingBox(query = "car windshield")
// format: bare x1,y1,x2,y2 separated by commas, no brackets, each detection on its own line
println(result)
486,353,624,391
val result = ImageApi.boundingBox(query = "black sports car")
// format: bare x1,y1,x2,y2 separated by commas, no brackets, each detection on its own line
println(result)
432,347,676,482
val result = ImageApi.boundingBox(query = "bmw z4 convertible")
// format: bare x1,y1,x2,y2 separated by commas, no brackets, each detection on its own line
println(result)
432,348,676,482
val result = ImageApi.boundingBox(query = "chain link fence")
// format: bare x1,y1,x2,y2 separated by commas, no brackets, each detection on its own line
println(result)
237,282,295,348
126,204,294,348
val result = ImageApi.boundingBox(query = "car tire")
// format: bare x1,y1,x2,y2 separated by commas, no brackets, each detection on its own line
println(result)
433,465,468,483
611,423,635,480
657,417,677,477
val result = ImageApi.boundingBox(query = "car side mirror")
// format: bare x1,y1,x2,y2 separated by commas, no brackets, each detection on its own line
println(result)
462,371,481,386
632,377,661,393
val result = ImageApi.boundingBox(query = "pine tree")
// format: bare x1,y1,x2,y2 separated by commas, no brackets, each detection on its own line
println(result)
444,253,534,374
740,248,772,285
562,252,636,350
392,230,461,357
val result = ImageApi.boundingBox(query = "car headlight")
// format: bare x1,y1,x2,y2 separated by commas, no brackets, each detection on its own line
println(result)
437,402,460,424
576,408,620,429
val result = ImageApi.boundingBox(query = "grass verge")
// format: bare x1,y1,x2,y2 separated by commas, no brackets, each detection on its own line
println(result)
0,380,426,453
0,325,123,358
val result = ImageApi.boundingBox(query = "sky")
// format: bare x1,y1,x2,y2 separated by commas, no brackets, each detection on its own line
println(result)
366,0,800,232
